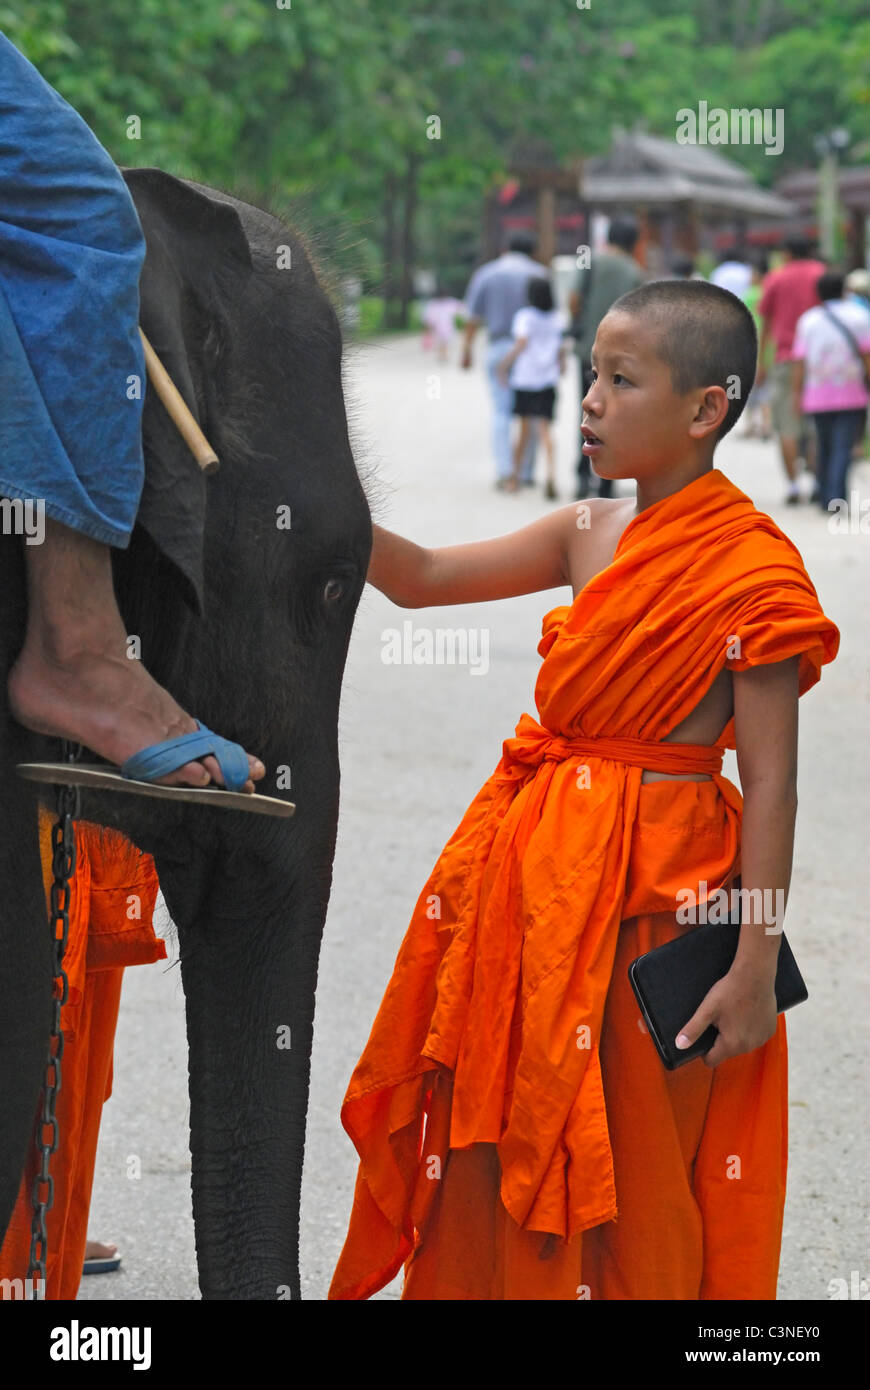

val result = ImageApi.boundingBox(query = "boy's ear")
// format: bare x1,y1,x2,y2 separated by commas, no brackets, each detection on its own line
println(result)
688,385,729,440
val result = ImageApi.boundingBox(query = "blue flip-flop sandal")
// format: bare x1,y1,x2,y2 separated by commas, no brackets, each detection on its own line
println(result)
17,721,295,818
82,1250,122,1276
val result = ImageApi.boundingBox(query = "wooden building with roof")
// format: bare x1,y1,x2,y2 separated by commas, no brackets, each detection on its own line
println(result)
483,129,798,272
579,131,796,271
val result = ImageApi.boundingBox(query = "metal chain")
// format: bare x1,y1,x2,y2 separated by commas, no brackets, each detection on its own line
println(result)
27,740,81,1300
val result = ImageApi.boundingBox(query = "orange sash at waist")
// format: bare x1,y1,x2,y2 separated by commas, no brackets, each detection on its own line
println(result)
498,711,725,778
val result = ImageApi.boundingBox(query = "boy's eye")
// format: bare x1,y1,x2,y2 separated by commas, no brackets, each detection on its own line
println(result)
589,368,630,386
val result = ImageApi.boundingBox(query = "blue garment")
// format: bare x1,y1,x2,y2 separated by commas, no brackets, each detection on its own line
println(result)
813,408,864,510
0,33,147,547
486,336,536,483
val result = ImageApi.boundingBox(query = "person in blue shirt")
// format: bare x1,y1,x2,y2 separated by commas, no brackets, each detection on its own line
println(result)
460,234,548,488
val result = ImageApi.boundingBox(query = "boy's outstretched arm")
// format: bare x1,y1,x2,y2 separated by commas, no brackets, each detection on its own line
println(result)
367,506,576,609
676,655,800,1067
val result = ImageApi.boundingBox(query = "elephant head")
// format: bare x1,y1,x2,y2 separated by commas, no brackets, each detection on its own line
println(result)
11,168,371,1299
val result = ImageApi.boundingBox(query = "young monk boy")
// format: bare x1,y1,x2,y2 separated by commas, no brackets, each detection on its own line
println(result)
329,280,840,1301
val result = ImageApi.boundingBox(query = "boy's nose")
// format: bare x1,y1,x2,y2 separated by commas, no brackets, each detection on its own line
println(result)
581,379,602,415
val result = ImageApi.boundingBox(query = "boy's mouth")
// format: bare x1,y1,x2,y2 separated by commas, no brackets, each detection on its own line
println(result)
581,424,604,451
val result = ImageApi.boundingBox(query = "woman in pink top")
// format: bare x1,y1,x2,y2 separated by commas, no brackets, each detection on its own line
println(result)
792,269,870,511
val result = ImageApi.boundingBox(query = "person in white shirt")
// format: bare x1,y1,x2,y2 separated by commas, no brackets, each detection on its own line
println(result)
497,276,567,499
710,250,752,299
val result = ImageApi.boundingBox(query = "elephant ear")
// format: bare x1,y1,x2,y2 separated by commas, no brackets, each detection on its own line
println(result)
121,167,253,615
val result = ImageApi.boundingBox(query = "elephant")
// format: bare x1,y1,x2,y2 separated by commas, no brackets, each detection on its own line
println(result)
0,167,373,1299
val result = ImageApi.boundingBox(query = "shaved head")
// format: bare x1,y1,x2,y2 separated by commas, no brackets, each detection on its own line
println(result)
606,279,758,439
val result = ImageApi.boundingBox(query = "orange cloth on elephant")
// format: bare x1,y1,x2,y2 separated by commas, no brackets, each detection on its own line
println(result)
0,811,163,1300
328,467,839,1301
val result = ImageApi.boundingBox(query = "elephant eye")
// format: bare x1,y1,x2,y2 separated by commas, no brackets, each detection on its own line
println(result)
323,578,344,604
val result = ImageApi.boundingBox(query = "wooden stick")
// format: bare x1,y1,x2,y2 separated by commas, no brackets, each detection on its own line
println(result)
139,328,219,475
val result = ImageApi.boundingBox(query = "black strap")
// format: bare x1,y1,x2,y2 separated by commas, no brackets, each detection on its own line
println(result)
820,303,870,390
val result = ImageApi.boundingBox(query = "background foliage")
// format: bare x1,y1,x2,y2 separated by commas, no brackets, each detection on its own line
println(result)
3,1,867,317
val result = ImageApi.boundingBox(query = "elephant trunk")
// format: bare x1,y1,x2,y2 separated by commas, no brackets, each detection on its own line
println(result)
178,879,328,1300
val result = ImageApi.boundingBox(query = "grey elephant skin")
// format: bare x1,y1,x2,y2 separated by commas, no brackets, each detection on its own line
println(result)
0,168,372,1300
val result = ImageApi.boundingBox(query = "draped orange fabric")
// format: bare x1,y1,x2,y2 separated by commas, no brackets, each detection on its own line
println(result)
0,812,162,1300
328,468,840,1301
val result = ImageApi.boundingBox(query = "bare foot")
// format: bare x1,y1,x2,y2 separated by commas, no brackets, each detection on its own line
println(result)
9,640,264,792
10,519,265,793
84,1239,118,1261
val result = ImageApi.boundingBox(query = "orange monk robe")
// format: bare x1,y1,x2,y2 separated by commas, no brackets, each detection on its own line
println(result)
0,810,163,1300
328,467,840,1301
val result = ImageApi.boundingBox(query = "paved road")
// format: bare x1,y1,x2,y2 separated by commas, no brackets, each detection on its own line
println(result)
78,334,869,1302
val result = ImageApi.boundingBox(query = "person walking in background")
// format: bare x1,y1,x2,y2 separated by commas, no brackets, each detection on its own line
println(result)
791,268,870,512
461,234,548,488
757,235,826,504
845,267,870,313
568,216,644,500
741,253,773,440
497,276,567,500
422,284,464,363
709,247,752,298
